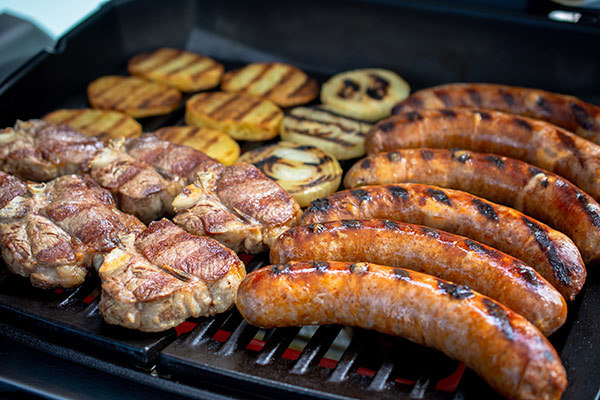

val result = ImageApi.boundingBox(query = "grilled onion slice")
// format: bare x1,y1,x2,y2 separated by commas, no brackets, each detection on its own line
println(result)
239,141,342,207
281,106,372,160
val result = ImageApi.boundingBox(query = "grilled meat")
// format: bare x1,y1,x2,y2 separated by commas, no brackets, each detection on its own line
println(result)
99,219,246,332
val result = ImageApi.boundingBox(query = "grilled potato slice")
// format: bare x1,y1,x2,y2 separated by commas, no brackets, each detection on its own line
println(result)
281,106,372,160
320,68,410,121
221,62,318,107
87,76,182,118
239,141,342,207
43,108,142,142
128,48,224,92
185,92,282,141
154,126,240,165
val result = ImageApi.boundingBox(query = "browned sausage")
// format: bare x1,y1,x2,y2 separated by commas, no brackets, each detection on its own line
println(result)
344,148,600,267
301,184,585,300
391,83,600,144
366,108,600,202
236,260,567,400
270,219,566,334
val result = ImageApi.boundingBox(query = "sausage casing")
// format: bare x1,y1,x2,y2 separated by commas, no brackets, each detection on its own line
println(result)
236,260,567,400
301,184,585,300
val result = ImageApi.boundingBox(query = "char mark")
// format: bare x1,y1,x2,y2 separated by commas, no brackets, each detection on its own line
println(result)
253,155,281,170
483,298,515,340
361,159,372,169
421,226,441,239
453,151,471,163
352,189,372,203
420,150,434,161
440,109,457,118
428,188,451,206
434,90,452,107
465,239,499,258
338,79,360,99
528,166,544,177
513,118,533,131
473,110,491,120
466,89,482,106
575,190,600,228
514,262,540,286
472,198,498,221
500,89,515,106
342,220,362,229
387,151,402,162
349,262,369,275
536,96,552,114
312,261,330,273
271,263,291,275
485,155,505,169
366,74,390,100
393,268,411,280
405,111,423,122
556,129,585,167
438,280,473,299
307,223,326,234
383,219,399,230
570,102,594,130
388,185,409,200
308,197,331,212
379,121,395,132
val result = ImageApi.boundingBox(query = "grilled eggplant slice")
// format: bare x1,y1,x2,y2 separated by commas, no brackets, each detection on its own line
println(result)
154,126,240,165
128,48,224,92
185,91,283,141
43,108,141,142
221,62,318,107
321,68,410,121
87,76,182,118
281,106,372,160
239,141,342,207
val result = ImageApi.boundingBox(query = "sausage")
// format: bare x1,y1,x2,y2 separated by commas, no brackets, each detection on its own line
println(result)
344,148,600,267
391,83,600,144
270,219,566,334
366,108,600,202
301,184,585,300
236,261,567,400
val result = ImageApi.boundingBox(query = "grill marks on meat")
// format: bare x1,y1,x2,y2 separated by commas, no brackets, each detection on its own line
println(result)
172,162,301,253
0,120,103,181
0,171,27,208
99,219,245,332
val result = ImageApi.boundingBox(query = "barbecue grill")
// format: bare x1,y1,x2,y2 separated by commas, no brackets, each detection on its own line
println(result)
1,1,600,399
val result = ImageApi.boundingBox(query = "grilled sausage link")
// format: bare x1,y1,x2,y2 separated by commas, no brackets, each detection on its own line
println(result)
367,108,600,202
391,83,600,144
271,219,566,335
301,184,585,300
237,261,567,400
345,148,600,267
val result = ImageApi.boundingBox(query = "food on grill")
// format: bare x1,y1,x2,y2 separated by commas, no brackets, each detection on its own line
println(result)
271,219,566,334
0,171,27,208
221,62,319,107
280,106,372,160
185,91,283,141
320,68,410,122
154,126,240,165
345,148,600,266
172,162,301,253
367,108,600,202
43,108,142,142
99,219,245,332
0,173,144,289
0,119,103,181
302,184,585,300
128,48,224,92
239,141,342,207
392,82,600,145
87,75,182,118
237,260,567,400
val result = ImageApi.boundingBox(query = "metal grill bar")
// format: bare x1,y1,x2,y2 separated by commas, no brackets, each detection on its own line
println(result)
216,319,259,356
328,336,362,383
367,360,395,391
290,325,342,375
255,327,302,365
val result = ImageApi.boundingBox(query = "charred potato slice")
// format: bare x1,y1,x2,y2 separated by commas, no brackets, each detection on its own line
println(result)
185,92,282,141
154,126,240,165
239,141,342,207
221,62,318,107
128,48,224,92
43,108,142,142
87,76,182,118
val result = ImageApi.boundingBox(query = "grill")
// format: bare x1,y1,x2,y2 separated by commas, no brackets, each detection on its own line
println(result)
1,1,600,399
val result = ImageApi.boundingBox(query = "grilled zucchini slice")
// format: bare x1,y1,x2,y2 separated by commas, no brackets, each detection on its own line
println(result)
87,76,182,118
280,106,372,160
43,108,142,142
239,141,342,207
154,126,240,165
221,62,318,107
320,68,410,121
128,48,224,92
185,92,282,141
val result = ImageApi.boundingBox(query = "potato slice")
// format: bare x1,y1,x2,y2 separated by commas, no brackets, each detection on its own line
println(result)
43,108,141,142
239,141,342,207
128,48,224,92
185,92,282,141
221,62,318,107
87,76,182,118
154,126,240,165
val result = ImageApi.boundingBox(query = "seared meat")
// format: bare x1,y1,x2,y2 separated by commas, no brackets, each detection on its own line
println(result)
0,173,144,289
99,219,245,332
0,171,27,208
0,120,103,181
172,162,302,253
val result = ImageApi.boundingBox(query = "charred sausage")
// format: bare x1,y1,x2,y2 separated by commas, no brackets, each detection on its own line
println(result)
367,108,600,202
301,184,585,300
344,148,600,266
391,83,600,144
236,260,567,400
270,219,567,334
